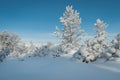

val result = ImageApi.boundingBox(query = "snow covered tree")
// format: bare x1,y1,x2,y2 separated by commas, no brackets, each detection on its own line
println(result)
105,33,120,60
52,45,65,57
0,30,27,61
54,5,84,54
0,30,13,61
9,42,27,58
0,30,11,52
93,19,108,57
32,42,55,57
74,19,108,63
114,33,120,57
27,41,36,55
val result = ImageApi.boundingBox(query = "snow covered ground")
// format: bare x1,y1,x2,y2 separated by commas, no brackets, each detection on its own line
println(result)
0,57,120,80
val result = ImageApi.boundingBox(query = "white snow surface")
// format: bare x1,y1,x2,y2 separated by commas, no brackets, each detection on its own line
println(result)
0,57,120,80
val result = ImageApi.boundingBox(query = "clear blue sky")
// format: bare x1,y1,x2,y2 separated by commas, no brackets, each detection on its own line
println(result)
0,0,120,42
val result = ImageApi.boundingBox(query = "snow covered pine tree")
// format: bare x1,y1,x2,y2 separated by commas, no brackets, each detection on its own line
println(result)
92,19,108,59
105,33,120,60
54,5,84,55
74,19,108,63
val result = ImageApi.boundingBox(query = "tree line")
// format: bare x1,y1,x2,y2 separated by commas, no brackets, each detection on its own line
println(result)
0,6,120,63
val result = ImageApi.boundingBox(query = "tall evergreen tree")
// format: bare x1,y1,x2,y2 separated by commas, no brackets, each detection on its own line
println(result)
55,5,84,53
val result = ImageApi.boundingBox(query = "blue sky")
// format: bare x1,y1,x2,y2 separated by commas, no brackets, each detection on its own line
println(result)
0,0,120,42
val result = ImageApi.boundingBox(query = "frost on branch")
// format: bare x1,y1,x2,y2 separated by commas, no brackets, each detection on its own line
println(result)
55,5,84,55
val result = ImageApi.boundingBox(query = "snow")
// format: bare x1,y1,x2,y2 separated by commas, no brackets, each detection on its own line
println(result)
0,5,120,80
62,49,77,57
96,61,120,72
0,57,120,80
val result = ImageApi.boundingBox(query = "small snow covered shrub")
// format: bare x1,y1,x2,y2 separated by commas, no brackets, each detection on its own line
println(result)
51,44,65,57
104,33,120,60
29,42,66,58
8,42,27,58
33,45,50,57
26,41,36,56
31,42,55,57
0,49,10,62
73,45,96,63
